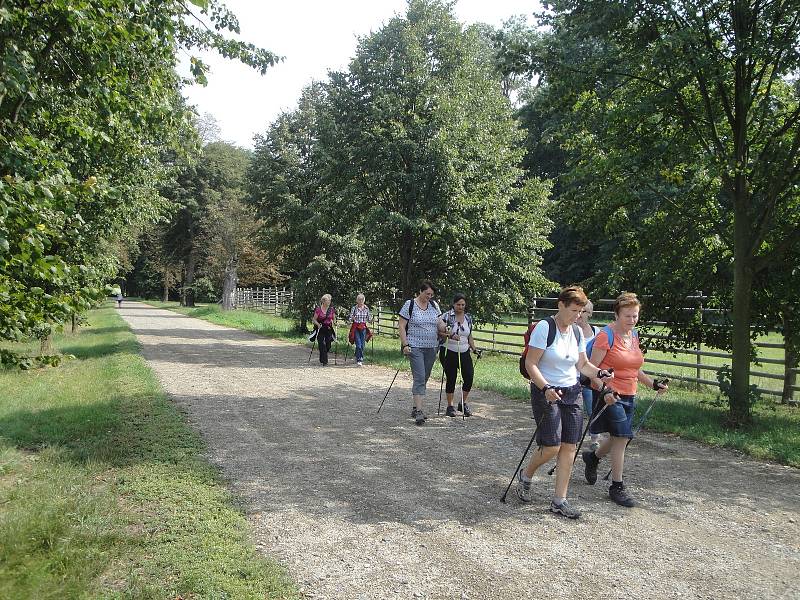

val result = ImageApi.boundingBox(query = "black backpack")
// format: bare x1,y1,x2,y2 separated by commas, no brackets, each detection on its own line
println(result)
519,316,581,379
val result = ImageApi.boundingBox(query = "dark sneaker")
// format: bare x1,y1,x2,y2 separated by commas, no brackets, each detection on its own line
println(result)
609,483,636,507
550,499,581,519
457,402,472,417
411,407,418,419
445,405,456,417
415,409,426,426
515,470,532,503
582,450,600,485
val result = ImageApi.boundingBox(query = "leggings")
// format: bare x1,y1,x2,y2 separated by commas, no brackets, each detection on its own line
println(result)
439,347,474,394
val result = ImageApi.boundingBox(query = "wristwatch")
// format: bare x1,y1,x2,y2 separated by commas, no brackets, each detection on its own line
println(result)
541,384,554,393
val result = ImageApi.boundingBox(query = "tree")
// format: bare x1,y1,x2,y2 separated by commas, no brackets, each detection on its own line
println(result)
527,0,800,423
0,0,279,364
316,0,552,319
249,83,328,327
196,142,260,310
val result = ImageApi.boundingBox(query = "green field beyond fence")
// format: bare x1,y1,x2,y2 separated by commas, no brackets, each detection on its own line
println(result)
371,298,799,403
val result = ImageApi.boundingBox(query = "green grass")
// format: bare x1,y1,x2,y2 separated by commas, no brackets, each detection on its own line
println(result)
145,301,800,468
0,305,299,599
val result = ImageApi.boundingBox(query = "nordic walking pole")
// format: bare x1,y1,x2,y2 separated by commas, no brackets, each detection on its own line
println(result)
500,419,542,503
438,345,448,416
602,378,669,481
457,341,465,421
377,353,408,414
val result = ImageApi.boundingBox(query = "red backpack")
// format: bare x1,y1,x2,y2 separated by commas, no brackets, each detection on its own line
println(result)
519,316,581,379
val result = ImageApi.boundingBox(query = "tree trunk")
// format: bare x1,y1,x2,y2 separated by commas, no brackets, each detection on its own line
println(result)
221,257,237,311
730,184,753,425
39,333,54,356
182,253,197,307
399,230,414,300
162,272,170,302
783,311,797,404
71,313,77,334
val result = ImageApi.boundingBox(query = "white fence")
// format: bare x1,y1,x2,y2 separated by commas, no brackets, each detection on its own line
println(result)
231,287,293,314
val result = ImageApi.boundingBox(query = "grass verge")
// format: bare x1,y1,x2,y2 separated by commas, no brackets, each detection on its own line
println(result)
0,305,298,599
144,301,799,468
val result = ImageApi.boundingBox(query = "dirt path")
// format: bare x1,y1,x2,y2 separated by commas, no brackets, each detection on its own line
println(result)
119,302,799,600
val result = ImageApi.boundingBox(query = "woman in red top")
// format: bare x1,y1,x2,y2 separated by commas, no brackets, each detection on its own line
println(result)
312,294,336,366
581,293,668,507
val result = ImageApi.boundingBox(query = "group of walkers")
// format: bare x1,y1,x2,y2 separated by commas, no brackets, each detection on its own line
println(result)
309,281,668,519
310,293,372,367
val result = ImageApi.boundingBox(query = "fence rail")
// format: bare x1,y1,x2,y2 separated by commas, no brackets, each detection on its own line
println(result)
231,287,293,314
228,288,798,401
372,298,798,401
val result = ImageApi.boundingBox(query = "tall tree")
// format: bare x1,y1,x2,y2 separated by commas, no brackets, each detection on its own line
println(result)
196,142,259,310
0,0,279,363
317,0,552,318
528,0,800,423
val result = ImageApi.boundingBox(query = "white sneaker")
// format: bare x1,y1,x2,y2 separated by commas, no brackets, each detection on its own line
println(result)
515,470,532,503
357,361,363,367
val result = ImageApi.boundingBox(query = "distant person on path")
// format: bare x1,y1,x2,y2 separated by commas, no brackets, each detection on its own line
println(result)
348,294,372,367
398,280,442,426
516,285,614,519
112,285,123,308
312,294,336,366
582,292,668,507
577,300,601,450
439,293,478,417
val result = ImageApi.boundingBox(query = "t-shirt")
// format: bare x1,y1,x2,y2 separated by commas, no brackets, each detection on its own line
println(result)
441,312,472,353
399,299,441,349
349,305,371,324
591,329,644,396
314,306,335,327
527,319,586,387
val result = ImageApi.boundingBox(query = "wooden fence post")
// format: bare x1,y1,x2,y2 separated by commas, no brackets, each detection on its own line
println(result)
783,311,797,403
696,290,703,390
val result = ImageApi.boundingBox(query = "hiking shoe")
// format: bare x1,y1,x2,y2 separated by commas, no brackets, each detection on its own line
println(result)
515,470,532,503
550,499,581,519
445,405,456,417
415,409,426,426
582,450,600,485
457,402,472,417
609,482,636,507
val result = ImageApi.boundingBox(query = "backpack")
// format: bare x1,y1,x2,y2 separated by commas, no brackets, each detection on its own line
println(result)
519,316,582,379
585,325,638,358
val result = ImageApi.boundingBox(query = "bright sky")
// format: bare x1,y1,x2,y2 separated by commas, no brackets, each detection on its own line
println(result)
181,0,540,148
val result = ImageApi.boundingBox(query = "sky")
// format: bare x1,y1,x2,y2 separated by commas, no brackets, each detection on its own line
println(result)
180,0,541,148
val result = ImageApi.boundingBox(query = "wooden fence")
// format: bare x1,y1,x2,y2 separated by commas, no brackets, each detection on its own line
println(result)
373,297,799,402
228,288,798,401
231,287,293,314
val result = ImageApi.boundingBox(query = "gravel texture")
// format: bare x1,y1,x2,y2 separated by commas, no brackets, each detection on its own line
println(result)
120,302,800,600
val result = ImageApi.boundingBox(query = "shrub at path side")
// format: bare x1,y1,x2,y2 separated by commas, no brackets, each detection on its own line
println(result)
148,301,799,468
0,306,298,598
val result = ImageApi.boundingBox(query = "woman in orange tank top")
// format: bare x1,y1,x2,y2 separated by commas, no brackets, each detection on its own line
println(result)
581,293,668,508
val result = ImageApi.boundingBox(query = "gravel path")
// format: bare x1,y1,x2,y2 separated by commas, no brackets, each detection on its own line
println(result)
119,302,799,600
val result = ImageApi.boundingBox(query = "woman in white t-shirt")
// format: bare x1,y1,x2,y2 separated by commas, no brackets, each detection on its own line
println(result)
515,286,613,519
438,293,478,417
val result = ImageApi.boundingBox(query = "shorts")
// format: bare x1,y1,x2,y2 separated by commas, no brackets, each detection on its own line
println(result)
589,392,636,438
530,382,583,447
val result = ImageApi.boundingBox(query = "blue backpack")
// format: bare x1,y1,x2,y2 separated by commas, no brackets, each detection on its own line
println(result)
585,325,638,358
